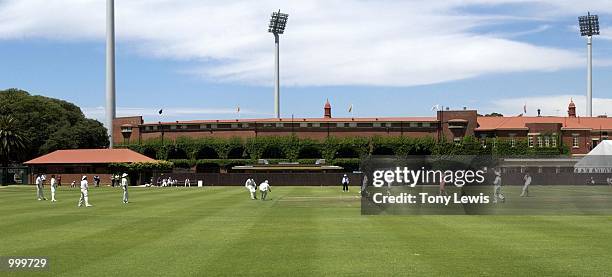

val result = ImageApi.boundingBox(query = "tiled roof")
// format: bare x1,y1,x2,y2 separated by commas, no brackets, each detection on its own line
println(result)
476,116,612,131
24,149,156,165
144,117,439,125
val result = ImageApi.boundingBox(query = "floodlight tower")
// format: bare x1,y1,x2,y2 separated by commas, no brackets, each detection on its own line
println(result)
579,12,600,117
268,10,289,119
106,0,116,148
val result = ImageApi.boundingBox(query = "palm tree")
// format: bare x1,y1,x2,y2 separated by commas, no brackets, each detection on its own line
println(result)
0,115,28,167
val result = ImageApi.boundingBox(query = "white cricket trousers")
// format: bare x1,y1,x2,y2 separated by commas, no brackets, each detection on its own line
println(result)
122,186,128,203
78,189,90,206
36,184,45,200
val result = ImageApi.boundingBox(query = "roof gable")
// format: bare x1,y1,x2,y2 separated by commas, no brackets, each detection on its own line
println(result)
24,149,157,165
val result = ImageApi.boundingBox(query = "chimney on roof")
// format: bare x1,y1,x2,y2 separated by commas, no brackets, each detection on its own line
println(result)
324,99,332,118
568,99,576,117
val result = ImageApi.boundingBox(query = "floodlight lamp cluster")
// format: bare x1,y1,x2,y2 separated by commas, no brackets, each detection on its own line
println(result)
579,12,600,37
268,10,289,34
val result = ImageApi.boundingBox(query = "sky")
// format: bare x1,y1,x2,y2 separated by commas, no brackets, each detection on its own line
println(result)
2,0,612,125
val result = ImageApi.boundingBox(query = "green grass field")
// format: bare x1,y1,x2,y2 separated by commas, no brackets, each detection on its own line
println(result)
1,185,611,276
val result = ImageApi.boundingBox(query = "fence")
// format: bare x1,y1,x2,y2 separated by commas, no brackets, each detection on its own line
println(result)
152,172,363,186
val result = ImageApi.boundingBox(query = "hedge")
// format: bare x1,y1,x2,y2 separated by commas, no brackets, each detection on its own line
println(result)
118,135,569,166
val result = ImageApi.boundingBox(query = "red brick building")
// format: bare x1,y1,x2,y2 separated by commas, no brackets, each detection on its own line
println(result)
113,100,611,155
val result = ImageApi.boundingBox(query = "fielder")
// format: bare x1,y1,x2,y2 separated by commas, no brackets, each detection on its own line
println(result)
341,174,350,192
184,178,191,187
493,168,505,203
35,174,46,201
439,179,447,196
360,175,368,197
50,175,58,202
78,176,93,207
521,172,532,197
259,180,271,201
121,173,129,204
245,178,257,200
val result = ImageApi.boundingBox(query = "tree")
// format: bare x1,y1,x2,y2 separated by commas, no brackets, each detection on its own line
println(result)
40,119,109,153
0,115,28,166
0,89,109,162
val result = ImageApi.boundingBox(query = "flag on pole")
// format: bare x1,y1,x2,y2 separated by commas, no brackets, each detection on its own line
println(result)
236,106,240,113
523,104,527,114
158,109,163,115
348,104,353,113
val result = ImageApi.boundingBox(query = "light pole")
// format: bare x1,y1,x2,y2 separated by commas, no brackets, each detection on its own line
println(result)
106,0,116,147
268,10,288,119
579,12,600,117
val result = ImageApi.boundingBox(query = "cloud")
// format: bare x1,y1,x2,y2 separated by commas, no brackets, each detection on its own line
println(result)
0,0,610,86
487,94,612,117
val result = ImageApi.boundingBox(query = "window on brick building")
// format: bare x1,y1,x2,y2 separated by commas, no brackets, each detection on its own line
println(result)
509,133,516,147
544,136,550,147
528,136,534,147
572,135,579,148
453,137,461,145
537,136,543,147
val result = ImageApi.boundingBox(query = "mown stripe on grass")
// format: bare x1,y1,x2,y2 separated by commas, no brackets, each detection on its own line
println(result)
8,188,244,277
62,187,272,276
0,188,234,254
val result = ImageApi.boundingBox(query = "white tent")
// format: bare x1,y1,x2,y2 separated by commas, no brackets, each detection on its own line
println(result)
574,140,612,173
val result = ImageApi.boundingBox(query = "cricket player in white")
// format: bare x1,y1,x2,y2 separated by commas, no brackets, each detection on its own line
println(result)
78,176,93,207
521,173,532,197
35,174,46,201
50,175,58,202
259,180,271,201
121,173,129,204
360,175,368,196
341,174,349,192
184,178,191,187
493,168,505,203
245,179,257,200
